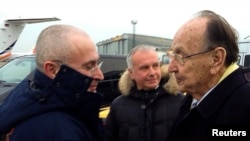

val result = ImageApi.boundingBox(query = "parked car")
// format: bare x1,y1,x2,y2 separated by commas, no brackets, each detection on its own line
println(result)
0,55,36,104
0,54,117,122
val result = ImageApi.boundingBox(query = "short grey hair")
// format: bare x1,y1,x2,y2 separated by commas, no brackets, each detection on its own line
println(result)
35,24,89,71
126,44,157,69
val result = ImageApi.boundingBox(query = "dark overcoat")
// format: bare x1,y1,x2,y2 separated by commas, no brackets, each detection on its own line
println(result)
169,67,250,141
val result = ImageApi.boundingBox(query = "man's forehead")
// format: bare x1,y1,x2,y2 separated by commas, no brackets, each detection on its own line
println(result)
132,51,158,63
172,18,207,51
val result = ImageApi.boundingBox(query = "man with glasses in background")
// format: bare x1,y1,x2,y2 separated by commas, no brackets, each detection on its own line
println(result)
0,24,106,141
167,10,250,141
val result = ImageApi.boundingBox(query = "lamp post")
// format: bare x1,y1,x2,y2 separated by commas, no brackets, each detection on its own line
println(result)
131,20,137,48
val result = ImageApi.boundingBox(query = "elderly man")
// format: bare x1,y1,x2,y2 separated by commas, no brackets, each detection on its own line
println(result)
167,10,250,141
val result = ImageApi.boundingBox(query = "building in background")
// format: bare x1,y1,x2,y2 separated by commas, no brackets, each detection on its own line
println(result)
97,33,172,55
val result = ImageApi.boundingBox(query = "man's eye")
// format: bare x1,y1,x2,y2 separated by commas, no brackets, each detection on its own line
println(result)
140,66,149,70
84,64,95,71
153,63,160,68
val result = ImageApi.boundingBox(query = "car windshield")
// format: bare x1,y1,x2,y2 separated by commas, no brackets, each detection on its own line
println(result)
0,56,36,83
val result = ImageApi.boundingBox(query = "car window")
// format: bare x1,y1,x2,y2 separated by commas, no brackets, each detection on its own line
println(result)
0,56,36,83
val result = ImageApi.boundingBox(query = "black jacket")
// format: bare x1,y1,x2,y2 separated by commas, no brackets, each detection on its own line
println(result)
168,67,250,141
0,65,106,141
105,65,184,141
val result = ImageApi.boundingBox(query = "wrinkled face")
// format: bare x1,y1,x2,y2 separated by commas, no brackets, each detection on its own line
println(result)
66,35,104,92
129,50,161,91
168,18,214,95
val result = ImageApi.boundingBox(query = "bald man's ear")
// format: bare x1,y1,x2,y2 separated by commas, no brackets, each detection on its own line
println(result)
44,61,60,79
210,47,226,74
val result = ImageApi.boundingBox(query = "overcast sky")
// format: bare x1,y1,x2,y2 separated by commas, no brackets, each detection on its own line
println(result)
1,0,250,53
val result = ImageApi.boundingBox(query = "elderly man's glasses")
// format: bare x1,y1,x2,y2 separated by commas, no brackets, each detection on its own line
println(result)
166,48,215,65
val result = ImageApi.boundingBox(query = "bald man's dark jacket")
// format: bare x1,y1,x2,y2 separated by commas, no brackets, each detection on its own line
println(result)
0,65,106,141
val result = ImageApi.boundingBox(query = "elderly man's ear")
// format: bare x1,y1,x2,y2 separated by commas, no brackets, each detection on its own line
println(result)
210,47,226,74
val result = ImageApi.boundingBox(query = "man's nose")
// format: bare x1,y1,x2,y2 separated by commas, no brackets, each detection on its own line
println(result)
148,66,158,75
93,67,104,80
168,61,177,73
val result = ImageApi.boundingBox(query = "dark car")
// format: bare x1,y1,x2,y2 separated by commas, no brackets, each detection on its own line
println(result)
0,54,122,121
0,55,36,104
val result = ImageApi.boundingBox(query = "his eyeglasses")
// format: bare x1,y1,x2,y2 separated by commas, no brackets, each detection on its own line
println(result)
166,48,215,65
51,60,103,74
87,61,103,73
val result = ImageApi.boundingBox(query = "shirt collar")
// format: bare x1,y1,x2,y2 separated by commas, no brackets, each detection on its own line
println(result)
218,63,239,83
